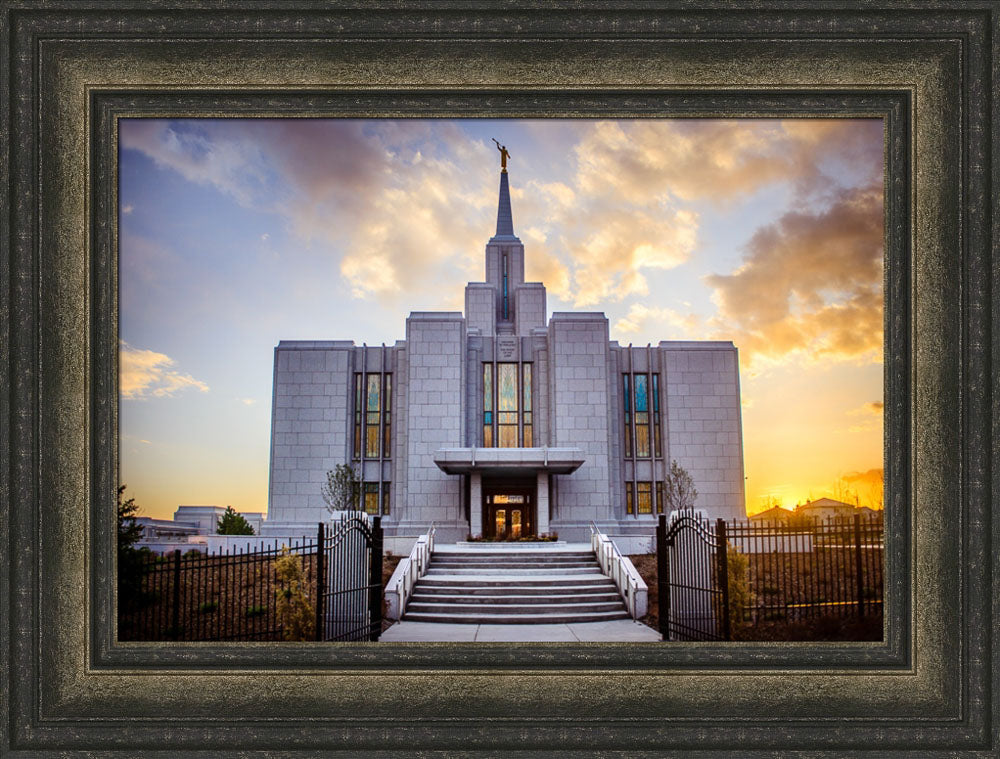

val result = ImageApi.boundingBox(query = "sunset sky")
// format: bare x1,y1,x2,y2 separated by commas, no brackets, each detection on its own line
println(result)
119,118,884,520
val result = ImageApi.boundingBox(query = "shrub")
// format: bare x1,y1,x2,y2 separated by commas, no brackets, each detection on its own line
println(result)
217,506,254,535
727,545,752,633
198,600,219,614
245,605,267,618
274,547,315,641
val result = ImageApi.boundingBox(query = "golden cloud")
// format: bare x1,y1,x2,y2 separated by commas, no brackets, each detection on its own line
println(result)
120,342,209,400
706,184,884,368
613,303,702,340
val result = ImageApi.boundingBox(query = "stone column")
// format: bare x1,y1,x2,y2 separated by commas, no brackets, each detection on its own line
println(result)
536,470,550,537
470,471,482,538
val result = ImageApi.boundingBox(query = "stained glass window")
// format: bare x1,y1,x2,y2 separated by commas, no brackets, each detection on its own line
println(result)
637,481,653,514
382,374,392,458
364,482,379,515
365,374,381,458
353,374,363,459
354,373,391,459
652,373,661,458
522,363,532,447
483,364,493,447
497,363,518,447
656,482,664,515
381,482,390,515
625,482,634,515
635,373,650,457
622,375,632,457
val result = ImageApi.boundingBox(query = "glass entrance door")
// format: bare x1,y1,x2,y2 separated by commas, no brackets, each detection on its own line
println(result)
483,487,535,540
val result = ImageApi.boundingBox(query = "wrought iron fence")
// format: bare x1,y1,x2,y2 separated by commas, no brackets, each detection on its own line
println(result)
118,517,383,642
657,513,884,641
727,514,884,625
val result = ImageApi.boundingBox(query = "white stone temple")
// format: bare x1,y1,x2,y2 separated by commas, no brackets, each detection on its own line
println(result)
264,158,746,546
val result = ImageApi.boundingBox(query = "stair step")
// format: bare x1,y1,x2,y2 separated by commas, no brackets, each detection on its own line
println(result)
407,600,626,614
417,574,614,588
413,584,618,596
433,555,597,561
424,567,601,576
408,593,624,605
403,610,631,625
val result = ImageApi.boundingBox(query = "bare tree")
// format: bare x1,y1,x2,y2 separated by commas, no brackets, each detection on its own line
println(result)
320,464,359,516
663,459,698,513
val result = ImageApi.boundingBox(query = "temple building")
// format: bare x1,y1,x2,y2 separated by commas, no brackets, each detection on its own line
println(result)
264,158,746,545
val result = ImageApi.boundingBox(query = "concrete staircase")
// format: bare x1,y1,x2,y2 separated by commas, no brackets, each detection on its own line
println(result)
402,548,630,624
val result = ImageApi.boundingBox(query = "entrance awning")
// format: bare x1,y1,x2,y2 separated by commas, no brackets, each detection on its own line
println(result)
433,447,585,476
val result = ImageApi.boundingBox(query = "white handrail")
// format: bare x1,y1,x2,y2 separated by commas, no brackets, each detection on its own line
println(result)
589,522,647,619
387,523,435,619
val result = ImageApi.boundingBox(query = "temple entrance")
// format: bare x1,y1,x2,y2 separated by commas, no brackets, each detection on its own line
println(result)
483,479,535,540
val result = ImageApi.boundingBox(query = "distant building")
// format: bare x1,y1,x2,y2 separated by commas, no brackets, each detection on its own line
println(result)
794,497,856,523
748,505,793,524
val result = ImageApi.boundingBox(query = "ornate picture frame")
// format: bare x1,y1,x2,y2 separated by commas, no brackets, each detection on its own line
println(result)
2,3,994,755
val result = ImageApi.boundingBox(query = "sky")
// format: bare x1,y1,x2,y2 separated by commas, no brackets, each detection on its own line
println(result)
118,118,884,520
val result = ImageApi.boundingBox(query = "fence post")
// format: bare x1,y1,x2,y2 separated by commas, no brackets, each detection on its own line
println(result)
854,513,864,619
315,522,325,642
656,514,669,641
716,519,731,641
369,516,383,641
171,549,181,641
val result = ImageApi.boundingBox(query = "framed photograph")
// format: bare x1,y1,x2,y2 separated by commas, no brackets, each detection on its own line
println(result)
2,2,995,756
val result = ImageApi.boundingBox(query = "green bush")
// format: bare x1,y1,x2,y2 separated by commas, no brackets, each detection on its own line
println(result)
245,605,267,618
727,545,753,633
198,600,219,614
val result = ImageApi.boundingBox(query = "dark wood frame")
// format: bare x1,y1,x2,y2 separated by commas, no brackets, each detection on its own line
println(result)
1,2,995,755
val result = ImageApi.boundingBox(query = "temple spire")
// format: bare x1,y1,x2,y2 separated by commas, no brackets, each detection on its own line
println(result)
494,170,515,238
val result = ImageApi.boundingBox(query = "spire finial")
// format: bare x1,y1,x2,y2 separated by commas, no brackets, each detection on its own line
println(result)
492,138,510,173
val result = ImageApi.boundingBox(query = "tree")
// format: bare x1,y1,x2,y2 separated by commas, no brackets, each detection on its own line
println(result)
663,459,698,513
117,484,143,553
215,506,253,535
320,464,359,515
117,485,145,610
217,505,254,535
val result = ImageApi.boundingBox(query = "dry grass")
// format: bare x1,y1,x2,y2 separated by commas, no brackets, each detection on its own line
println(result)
628,553,883,642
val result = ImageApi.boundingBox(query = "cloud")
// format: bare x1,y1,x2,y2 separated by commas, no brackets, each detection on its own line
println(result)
844,400,884,433
119,118,883,316
120,342,210,399
121,204,134,215
613,303,702,340
705,184,884,368
848,401,884,416
238,398,257,406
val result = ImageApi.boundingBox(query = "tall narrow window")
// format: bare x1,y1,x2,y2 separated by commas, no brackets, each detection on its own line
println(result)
483,364,494,447
497,363,519,447
365,374,381,458
626,481,634,515
652,373,661,458
637,481,653,514
363,482,379,515
502,253,509,320
522,363,532,447
381,482,390,515
656,481,664,514
622,375,632,457
382,374,392,458
353,374,363,459
634,373,650,457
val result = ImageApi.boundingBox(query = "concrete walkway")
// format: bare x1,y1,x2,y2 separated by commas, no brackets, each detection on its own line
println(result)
380,618,661,642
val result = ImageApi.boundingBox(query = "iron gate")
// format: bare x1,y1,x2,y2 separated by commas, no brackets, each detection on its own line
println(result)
316,515,384,641
656,513,731,641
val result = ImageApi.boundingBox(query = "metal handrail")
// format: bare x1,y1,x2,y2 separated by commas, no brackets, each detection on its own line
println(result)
393,522,436,617
589,521,643,618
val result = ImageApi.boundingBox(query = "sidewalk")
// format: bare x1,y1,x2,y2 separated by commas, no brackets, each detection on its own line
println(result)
380,618,661,642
